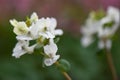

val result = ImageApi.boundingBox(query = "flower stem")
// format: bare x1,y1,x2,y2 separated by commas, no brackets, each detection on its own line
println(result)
62,72,72,80
105,46,118,80
39,52,72,80
55,61,72,80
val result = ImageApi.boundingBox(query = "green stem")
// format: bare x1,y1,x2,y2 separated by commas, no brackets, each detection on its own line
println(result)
40,52,72,80
104,40,118,80
55,61,72,80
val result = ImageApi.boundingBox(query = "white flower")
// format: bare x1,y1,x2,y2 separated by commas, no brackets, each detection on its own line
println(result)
107,6,120,23
43,39,60,66
15,19,44,40
29,17,63,39
10,12,63,41
97,6,119,49
28,18,51,39
80,12,100,47
30,12,38,23
98,6,120,38
81,6,120,49
10,12,38,36
81,13,100,35
10,19,29,35
43,17,63,37
98,23,113,38
81,36,94,47
44,55,60,66
10,12,63,60
98,39,112,49
12,40,36,58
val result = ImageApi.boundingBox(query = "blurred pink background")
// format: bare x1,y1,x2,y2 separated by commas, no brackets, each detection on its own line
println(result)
0,0,119,34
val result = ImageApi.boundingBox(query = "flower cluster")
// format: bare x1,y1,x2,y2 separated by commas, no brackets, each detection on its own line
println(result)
10,12,63,66
81,6,120,49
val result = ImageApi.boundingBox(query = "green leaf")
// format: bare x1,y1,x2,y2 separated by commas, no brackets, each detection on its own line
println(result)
57,59,71,72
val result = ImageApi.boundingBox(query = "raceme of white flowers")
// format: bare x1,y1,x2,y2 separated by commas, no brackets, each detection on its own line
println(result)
10,12,63,66
81,6,120,49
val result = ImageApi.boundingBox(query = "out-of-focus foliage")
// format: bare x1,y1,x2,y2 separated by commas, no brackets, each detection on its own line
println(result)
0,0,120,80
0,23,120,80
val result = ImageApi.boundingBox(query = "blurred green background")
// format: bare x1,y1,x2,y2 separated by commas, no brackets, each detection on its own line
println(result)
0,0,120,80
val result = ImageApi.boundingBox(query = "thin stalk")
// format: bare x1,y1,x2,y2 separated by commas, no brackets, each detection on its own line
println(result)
40,52,72,80
55,61,72,80
62,72,72,80
104,40,118,80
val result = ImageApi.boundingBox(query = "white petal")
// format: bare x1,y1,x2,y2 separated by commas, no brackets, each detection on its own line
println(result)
29,24,39,39
10,19,29,35
12,40,36,58
16,35,33,40
81,24,98,36
98,39,112,50
98,26,113,38
44,58,53,66
30,12,38,22
13,41,23,52
13,22,29,35
12,50,26,58
107,6,120,23
46,32,55,38
39,31,55,39
45,32,55,39
98,40,105,49
9,19,18,27
46,17,57,29
44,39,58,55
29,19,46,39
100,16,112,25
54,29,63,36
26,44,37,54
12,41,27,58
81,36,94,47
44,55,60,66
106,39,112,49
52,55,60,63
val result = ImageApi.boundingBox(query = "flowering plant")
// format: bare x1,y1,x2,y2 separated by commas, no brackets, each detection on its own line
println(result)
81,6,120,49
81,6,120,80
10,12,71,80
